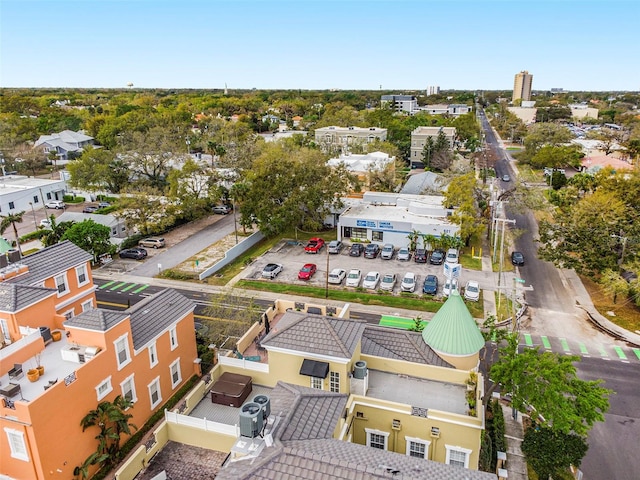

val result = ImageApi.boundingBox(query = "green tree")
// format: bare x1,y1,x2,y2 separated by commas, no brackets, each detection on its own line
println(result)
422,136,435,168
61,220,113,261
116,186,177,236
521,123,573,163
431,130,453,171
40,215,76,247
67,148,130,193
530,144,584,170
442,173,484,244
490,335,611,437
599,269,629,303
521,426,589,480
167,158,222,220
0,211,25,254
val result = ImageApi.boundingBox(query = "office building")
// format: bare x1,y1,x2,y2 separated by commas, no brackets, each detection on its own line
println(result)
513,71,533,102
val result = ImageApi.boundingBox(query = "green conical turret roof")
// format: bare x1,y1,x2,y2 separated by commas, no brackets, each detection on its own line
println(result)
0,238,13,254
422,289,485,356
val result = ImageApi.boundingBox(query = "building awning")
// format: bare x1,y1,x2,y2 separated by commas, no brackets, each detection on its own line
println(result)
299,359,329,378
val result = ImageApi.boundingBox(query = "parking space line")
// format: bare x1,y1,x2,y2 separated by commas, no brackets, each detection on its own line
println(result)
523,333,533,347
541,336,552,350
613,346,628,361
133,285,150,294
121,283,138,293
109,282,127,291
579,343,589,356
560,338,570,352
99,281,115,289
632,348,640,361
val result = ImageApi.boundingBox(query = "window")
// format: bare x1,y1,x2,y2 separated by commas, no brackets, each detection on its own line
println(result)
330,371,340,393
169,326,178,350
46,192,52,200
5,428,29,461
33,195,39,203
445,445,472,468
81,299,93,312
96,377,113,401
148,377,162,409
114,334,131,370
170,359,182,388
76,265,88,286
54,273,68,296
365,428,389,450
342,226,352,238
372,231,383,242
63,309,74,320
351,227,367,239
405,436,431,459
120,374,137,404
8,201,14,210
148,343,158,367
310,377,323,390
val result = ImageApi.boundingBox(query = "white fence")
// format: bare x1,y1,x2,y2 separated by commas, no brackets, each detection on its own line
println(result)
218,355,270,373
165,410,239,436
199,231,265,280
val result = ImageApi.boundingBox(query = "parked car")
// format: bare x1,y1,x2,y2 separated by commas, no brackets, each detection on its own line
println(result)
464,280,480,302
328,268,347,284
362,271,380,290
397,247,411,261
445,248,459,264
381,243,395,260
401,272,417,292
364,244,381,259
511,251,525,266
328,240,343,254
82,205,99,213
380,273,397,291
349,243,365,257
45,200,65,209
40,218,52,228
212,205,232,214
139,237,166,249
414,249,427,263
442,277,459,297
429,249,445,265
346,269,362,287
502,174,511,182
304,237,325,253
97,201,111,208
262,263,283,279
119,248,148,260
422,275,438,295
298,263,317,280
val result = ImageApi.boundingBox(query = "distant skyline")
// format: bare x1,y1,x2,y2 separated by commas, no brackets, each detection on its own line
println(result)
1,0,638,92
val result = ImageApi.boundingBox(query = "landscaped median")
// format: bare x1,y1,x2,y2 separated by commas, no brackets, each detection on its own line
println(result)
236,279,485,318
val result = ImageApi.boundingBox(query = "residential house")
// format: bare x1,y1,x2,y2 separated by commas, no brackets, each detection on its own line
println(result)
56,212,130,241
337,191,459,247
327,151,396,191
315,126,388,153
0,242,198,480
420,104,472,116
33,130,95,161
410,126,457,168
0,175,67,215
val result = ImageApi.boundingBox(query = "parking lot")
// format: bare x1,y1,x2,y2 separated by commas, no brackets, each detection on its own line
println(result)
244,240,498,300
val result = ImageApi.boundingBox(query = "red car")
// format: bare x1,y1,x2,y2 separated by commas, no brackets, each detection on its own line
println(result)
298,263,317,280
304,237,325,253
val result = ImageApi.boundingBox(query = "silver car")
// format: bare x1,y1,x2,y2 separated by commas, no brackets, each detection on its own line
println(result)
397,247,411,261
346,269,362,287
381,244,395,260
380,273,397,291
328,268,347,284
328,240,343,254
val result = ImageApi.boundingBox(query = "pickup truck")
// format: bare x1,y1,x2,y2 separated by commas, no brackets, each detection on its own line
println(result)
304,237,325,254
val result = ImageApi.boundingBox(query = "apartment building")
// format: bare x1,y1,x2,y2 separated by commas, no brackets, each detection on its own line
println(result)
381,94,418,114
513,70,533,102
0,242,198,480
314,126,388,153
410,126,457,167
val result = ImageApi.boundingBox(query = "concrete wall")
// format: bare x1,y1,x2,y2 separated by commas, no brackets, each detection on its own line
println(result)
199,231,265,280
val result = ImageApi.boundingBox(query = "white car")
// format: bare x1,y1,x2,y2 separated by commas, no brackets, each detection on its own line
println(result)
40,218,52,228
397,247,411,261
379,273,397,291
443,277,459,297
262,263,283,279
445,249,459,264
328,268,347,285
464,280,480,302
45,200,65,209
400,272,417,292
362,271,380,290
346,269,362,287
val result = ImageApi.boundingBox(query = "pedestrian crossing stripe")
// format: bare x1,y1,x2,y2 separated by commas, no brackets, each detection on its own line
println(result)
524,333,533,347
541,336,552,349
633,348,640,361
99,281,116,289
579,343,589,355
109,282,127,291
598,346,609,358
133,284,150,294
120,283,138,292
560,338,570,352
613,346,628,361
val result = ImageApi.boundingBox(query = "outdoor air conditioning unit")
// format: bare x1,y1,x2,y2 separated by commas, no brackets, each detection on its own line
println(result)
0,254,7,268
239,402,264,438
252,394,271,419
7,249,20,263
353,361,367,379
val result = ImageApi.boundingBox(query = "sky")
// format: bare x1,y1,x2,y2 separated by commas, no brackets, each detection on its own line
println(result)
1,0,638,92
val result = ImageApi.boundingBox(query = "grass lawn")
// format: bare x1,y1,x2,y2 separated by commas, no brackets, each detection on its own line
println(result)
581,275,640,333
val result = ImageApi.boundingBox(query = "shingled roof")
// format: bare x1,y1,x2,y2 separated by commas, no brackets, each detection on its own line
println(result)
361,325,453,368
64,309,129,331
261,311,367,359
6,240,93,286
216,381,495,480
0,284,56,313
421,290,485,356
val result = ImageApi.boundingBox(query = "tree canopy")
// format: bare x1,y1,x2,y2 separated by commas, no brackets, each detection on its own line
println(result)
61,220,113,260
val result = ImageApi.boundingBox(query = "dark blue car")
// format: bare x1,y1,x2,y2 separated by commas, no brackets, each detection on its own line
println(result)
422,275,438,295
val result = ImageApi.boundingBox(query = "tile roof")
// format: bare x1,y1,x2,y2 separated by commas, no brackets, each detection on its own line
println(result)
217,382,495,480
262,311,367,359
0,284,55,312
361,325,453,368
64,309,129,331
422,290,485,356
126,288,194,350
6,240,93,286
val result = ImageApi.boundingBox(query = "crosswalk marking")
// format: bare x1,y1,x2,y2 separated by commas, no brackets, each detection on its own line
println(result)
633,348,640,361
133,284,150,294
560,338,570,352
541,336,552,350
120,283,138,292
109,282,127,291
598,346,609,358
613,346,628,361
524,333,533,347
579,343,589,356
99,281,115,289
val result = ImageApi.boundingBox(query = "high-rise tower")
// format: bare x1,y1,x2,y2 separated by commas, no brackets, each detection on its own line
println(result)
513,71,533,102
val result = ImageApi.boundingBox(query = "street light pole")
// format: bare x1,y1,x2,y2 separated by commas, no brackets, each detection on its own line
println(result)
325,247,330,299
29,202,37,229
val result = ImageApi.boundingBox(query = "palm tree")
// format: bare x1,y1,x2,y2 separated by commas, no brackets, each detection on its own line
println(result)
0,211,25,254
41,216,75,247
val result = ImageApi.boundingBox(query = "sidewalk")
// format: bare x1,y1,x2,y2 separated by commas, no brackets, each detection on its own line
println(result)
500,403,528,480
